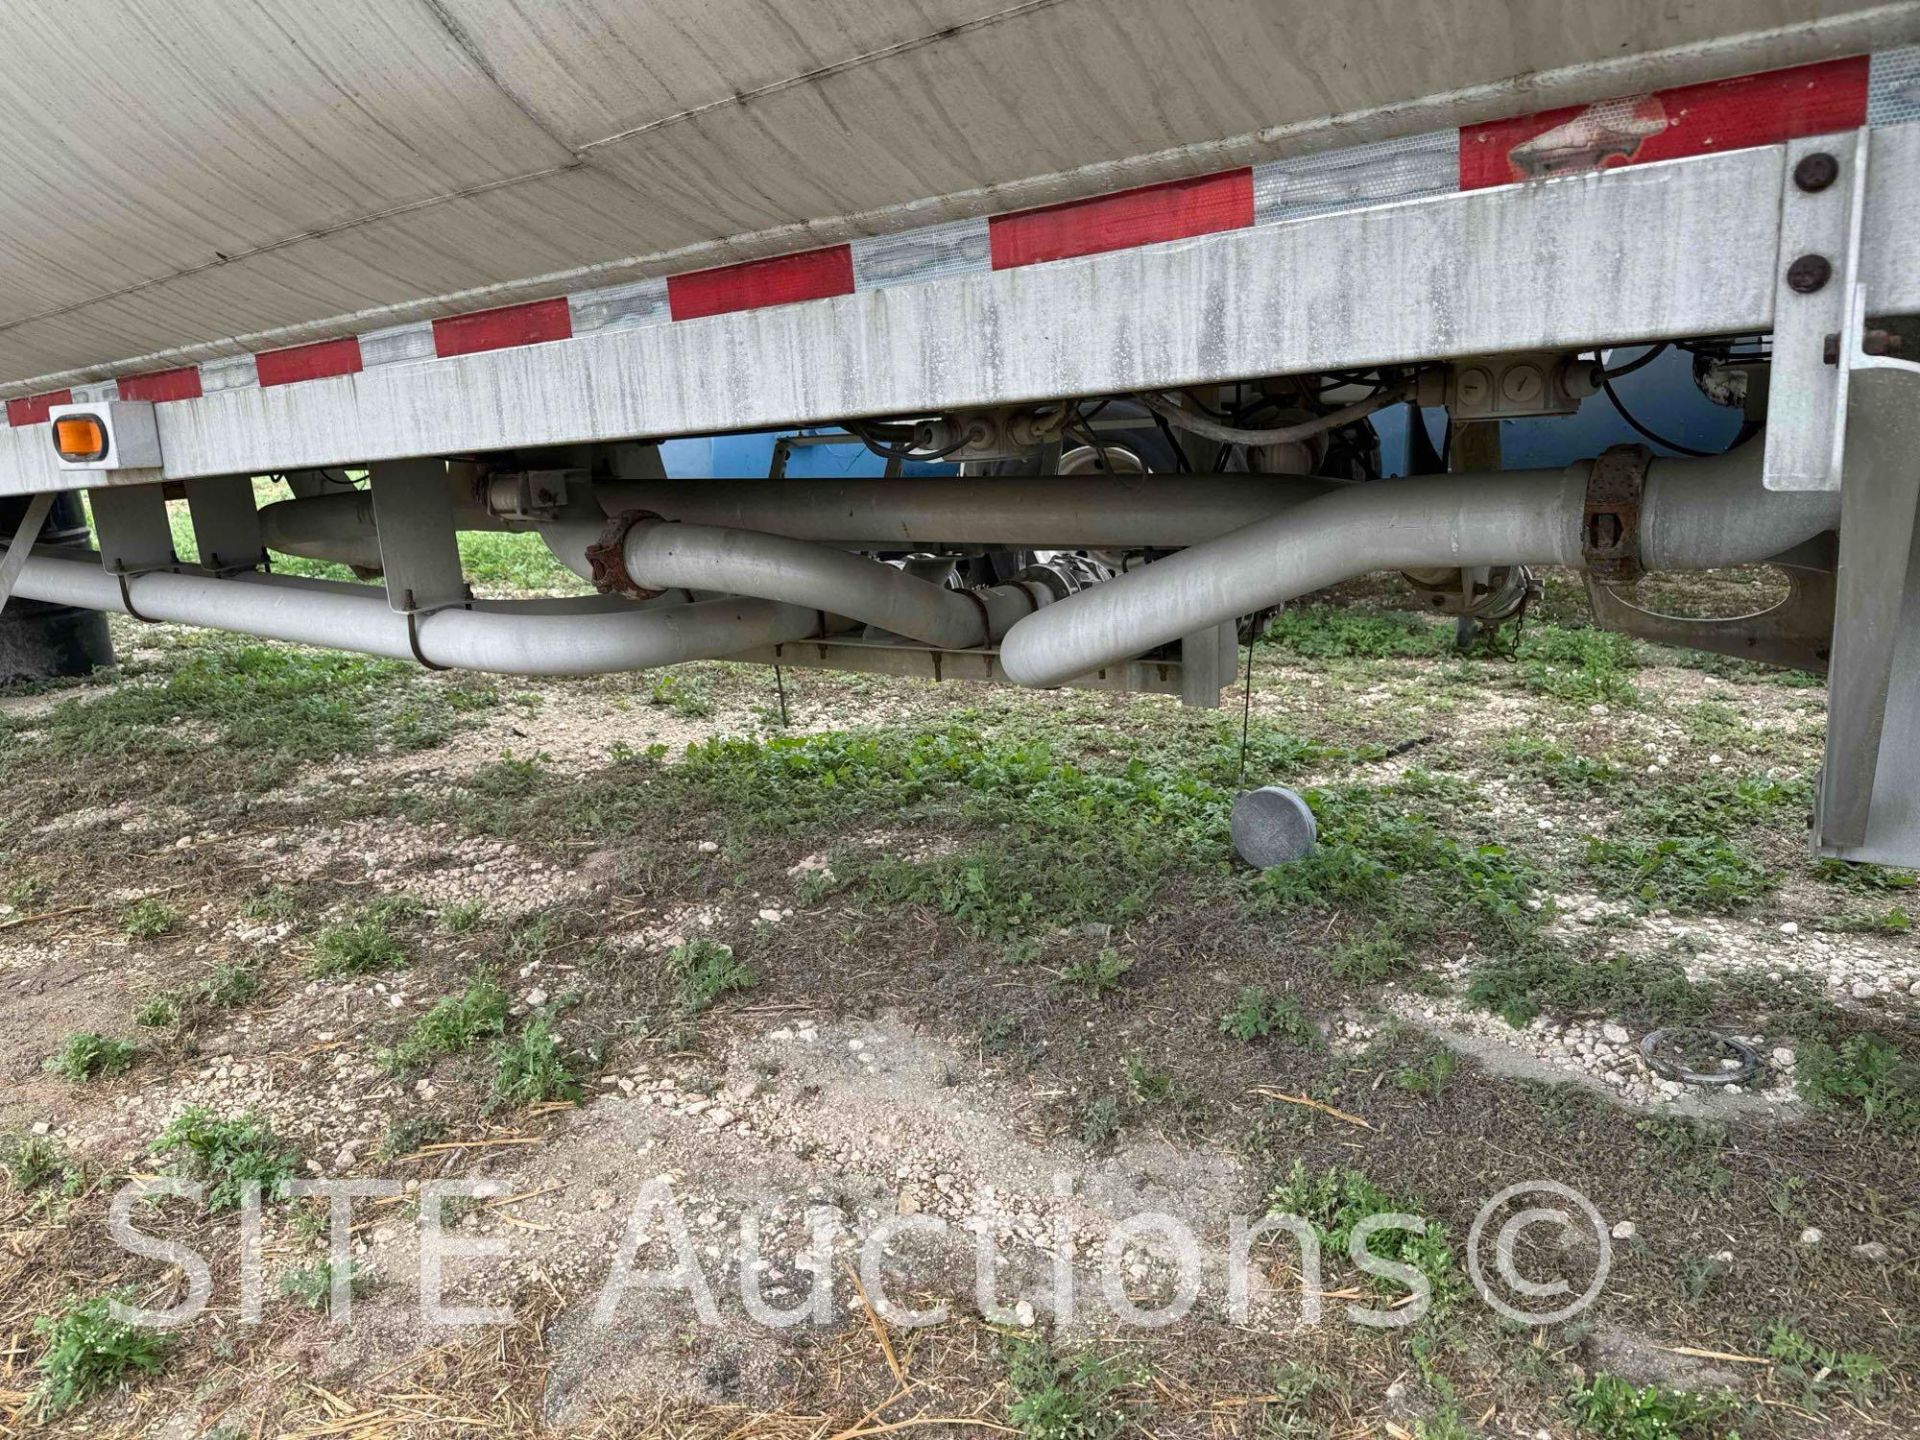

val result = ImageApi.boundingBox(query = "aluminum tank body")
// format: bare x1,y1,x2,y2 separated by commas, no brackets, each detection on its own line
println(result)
0,0,1904,394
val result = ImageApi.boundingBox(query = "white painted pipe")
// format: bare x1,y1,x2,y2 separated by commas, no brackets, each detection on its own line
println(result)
621,519,1048,650
9,553,824,676
595,476,1333,549
1000,451,1840,688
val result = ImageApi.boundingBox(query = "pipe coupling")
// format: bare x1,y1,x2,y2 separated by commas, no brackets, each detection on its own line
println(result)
585,510,666,600
1582,444,1651,585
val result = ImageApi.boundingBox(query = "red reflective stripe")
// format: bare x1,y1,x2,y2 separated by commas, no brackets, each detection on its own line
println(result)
989,170,1255,270
119,367,203,404
667,246,856,322
6,389,71,427
256,336,363,388
432,298,573,358
1461,55,1870,190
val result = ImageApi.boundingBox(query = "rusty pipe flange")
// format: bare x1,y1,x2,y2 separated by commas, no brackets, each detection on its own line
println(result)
1639,1028,1760,1087
1583,443,1652,586
585,510,666,600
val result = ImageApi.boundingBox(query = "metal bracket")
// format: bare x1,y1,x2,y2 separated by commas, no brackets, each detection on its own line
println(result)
1764,129,1869,492
0,490,53,617
89,483,178,576
184,474,267,574
1586,547,1835,675
369,458,468,615
1813,284,1920,863
1582,443,1651,584
584,510,665,601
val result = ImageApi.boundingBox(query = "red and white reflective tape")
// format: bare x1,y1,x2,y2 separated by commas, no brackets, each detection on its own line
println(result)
9,46,1920,429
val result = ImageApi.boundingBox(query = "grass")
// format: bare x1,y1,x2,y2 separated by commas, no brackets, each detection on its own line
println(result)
241,885,301,923
44,1032,136,1082
442,900,486,933
491,1017,583,1107
151,1107,297,1211
1392,1044,1460,1097
197,959,263,1008
309,911,409,977
121,898,179,939
1260,606,1444,660
668,938,755,1014
1564,1374,1736,1439
1268,1161,1455,1302
1004,1336,1141,1440
31,1291,172,1418
384,976,510,1071
1795,1032,1918,1133
1219,987,1316,1044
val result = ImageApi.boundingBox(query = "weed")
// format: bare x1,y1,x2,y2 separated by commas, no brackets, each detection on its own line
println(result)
1327,928,1415,985
1812,858,1917,893
197,959,262,1009
309,913,408,977
1220,987,1316,1044
1261,606,1444,660
151,1107,296,1210
134,995,180,1028
442,900,486,933
1004,1336,1140,1440
1466,945,1711,1030
1059,948,1132,997
279,1260,372,1313
1393,1045,1460,1097
1585,834,1771,912
647,671,716,718
1079,1095,1122,1149
1268,1161,1455,1301
1123,1055,1210,1127
121,898,179,939
31,1291,172,1417
380,1116,447,1160
491,1017,583,1107
44,1032,136,1082
1517,625,1639,705
1795,1033,1917,1133
668,938,755,1013
1564,1373,1735,1439
1628,772,1810,839
385,976,510,1071
1635,1117,1732,1196
1679,1251,1730,1299
4,1133,65,1190
1762,1322,1885,1408
241,885,300,923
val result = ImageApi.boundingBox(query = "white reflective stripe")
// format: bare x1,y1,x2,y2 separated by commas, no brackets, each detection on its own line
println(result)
851,217,992,293
70,379,119,404
568,276,670,335
1253,130,1461,226
1870,45,1920,128
198,353,259,394
357,321,437,368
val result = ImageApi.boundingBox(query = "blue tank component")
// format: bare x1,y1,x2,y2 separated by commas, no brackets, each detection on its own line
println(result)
1375,345,1748,475
660,429,958,479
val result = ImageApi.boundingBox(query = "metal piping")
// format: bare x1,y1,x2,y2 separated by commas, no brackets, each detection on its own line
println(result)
593,476,1333,549
618,518,1049,650
8,553,826,676
999,451,1841,689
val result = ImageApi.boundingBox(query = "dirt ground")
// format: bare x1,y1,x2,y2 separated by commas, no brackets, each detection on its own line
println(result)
0,567,1914,1440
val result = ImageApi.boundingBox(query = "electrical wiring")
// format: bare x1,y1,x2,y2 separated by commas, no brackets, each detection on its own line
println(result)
1599,375,1721,458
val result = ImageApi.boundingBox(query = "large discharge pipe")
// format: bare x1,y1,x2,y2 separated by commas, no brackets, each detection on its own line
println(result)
8,554,826,676
999,450,1840,687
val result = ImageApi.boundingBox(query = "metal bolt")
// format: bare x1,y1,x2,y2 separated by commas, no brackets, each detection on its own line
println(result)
1794,152,1840,193
1787,254,1833,294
